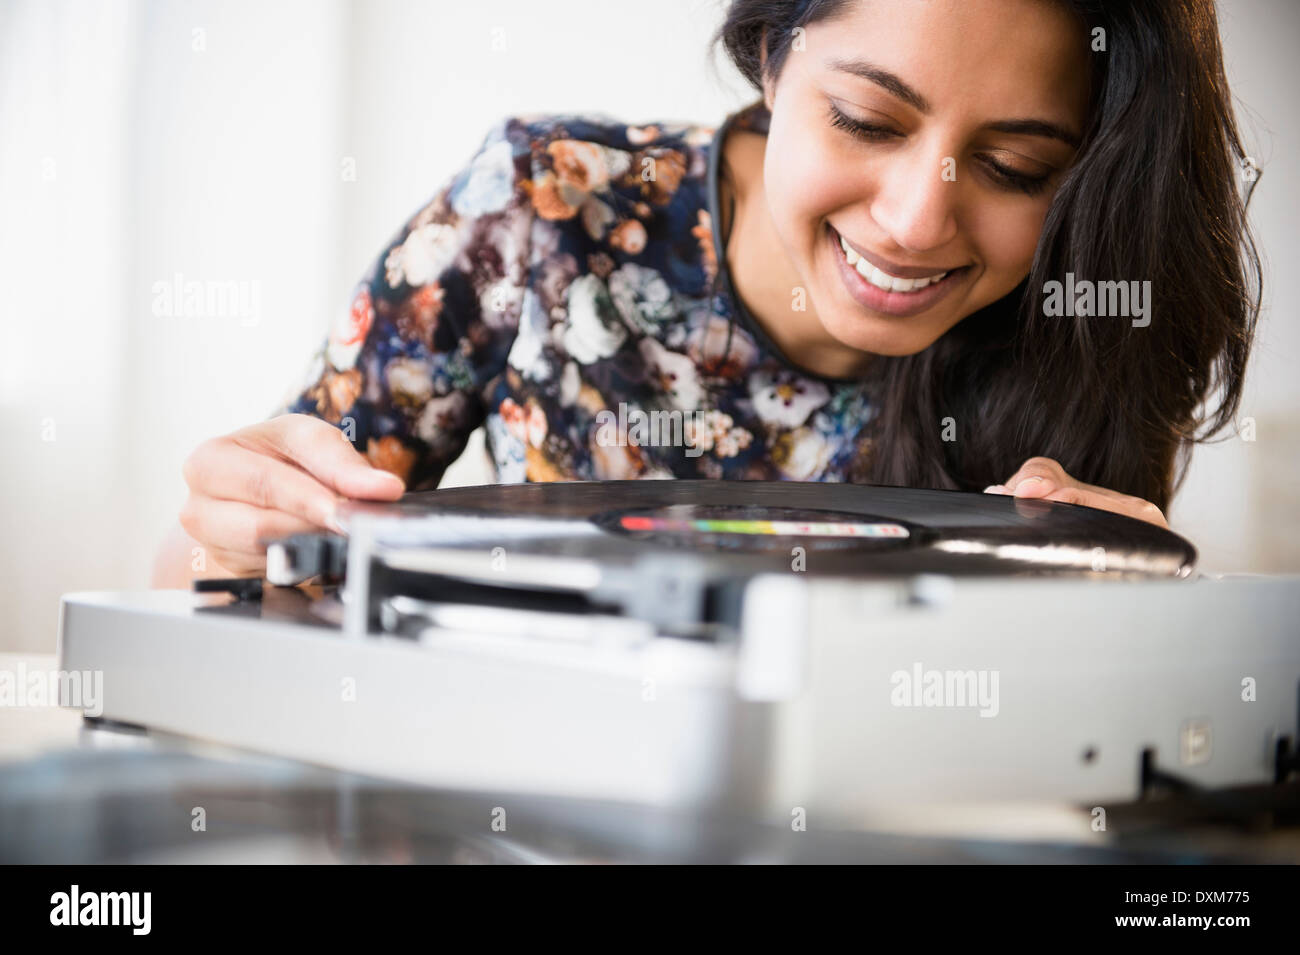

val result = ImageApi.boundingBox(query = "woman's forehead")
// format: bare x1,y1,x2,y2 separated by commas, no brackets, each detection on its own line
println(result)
799,0,1091,121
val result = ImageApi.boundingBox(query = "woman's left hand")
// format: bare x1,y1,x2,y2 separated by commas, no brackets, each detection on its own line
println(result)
984,456,1169,528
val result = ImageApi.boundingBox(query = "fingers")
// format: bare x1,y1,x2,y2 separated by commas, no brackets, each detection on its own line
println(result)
980,475,1057,498
1000,456,1069,499
1044,487,1169,528
180,495,324,559
242,414,406,501
978,454,1172,529
177,415,411,581
186,437,347,531
986,456,1105,499
206,545,268,578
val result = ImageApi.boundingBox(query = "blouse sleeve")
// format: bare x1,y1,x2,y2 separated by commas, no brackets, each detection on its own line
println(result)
272,115,535,491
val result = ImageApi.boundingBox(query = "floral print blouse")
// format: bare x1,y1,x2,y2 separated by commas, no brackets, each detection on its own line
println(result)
276,101,877,490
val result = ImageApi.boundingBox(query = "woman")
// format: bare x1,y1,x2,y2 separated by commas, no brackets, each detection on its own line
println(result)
154,0,1260,584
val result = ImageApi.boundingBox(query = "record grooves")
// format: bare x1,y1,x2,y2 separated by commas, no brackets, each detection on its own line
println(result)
339,480,1197,578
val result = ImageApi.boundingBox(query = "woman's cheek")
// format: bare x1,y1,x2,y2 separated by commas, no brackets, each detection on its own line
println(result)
772,118,854,197
764,151,833,271
968,200,1052,302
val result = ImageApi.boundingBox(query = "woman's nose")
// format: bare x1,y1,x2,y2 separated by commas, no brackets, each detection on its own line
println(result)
868,151,960,254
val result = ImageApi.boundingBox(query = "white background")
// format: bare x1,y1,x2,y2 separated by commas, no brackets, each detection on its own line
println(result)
1,0,1296,652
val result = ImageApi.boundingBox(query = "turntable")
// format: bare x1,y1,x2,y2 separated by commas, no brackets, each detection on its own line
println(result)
54,481,1300,848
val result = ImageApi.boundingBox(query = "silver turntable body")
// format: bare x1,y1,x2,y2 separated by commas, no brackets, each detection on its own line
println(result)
55,483,1300,829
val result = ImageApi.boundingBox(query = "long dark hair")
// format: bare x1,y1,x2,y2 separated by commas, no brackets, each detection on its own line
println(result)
713,0,1261,510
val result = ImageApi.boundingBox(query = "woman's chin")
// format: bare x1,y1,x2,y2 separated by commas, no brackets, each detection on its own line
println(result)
817,309,949,359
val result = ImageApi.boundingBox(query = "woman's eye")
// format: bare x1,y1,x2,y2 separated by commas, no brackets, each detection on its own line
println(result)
827,101,1054,197
980,158,1052,196
827,103,898,142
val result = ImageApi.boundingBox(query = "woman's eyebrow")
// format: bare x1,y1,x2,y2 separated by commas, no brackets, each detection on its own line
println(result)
984,118,1081,149
824,56,1082,148
826,57,931,112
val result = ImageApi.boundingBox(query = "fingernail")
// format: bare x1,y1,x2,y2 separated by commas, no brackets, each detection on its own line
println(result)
1012,475,1044,497
983,484,1011,495
326,503,347,536
366,469,404,489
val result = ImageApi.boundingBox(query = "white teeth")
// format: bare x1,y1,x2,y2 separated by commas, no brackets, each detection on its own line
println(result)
837,232,949,292
839,236,860,266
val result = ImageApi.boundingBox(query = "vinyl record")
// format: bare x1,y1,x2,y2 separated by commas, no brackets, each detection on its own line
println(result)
339,480,1196,578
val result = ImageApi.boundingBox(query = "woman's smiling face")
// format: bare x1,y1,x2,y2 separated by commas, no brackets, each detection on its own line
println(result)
759,0,1092,356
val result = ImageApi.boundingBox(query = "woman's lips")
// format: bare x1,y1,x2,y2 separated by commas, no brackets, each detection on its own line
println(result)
828,223,969,318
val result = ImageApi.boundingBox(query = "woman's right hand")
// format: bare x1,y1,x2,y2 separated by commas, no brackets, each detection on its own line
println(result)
176,413,407,577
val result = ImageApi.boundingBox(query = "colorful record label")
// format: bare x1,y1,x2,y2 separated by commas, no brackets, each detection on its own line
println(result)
617,515,909,538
